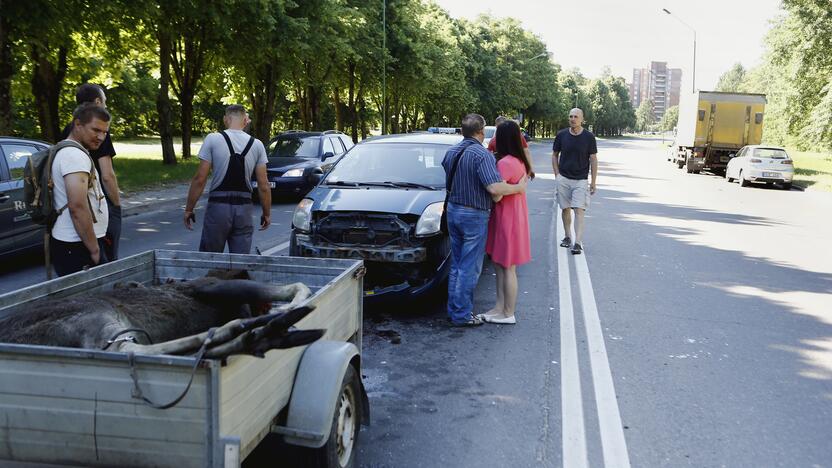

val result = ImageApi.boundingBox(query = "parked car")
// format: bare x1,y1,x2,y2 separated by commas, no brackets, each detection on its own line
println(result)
725,145,794,190
482,125,496,148
0,136,49,257
290,133,461,303
252,130,354,200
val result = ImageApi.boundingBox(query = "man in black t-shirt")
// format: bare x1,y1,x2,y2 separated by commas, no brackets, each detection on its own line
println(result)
59,83,122,260
552,108,598,255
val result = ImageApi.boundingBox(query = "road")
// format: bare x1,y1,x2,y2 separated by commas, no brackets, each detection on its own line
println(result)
355,137,832,467
2,137,831,467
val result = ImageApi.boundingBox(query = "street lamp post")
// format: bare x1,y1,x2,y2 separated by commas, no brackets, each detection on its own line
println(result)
662,8,696,93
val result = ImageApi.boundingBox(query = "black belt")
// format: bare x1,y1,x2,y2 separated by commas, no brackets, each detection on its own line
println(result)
208,195,252,205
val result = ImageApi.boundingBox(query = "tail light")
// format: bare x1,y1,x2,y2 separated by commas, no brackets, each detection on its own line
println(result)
782,160,793,165
750,158,762,163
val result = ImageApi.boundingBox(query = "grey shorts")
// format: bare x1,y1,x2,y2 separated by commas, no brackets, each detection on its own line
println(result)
556,174,590,210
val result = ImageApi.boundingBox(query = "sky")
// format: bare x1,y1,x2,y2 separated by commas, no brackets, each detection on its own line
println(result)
434,0,784,91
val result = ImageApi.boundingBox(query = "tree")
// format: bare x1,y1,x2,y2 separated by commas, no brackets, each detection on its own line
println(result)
659,105,679,131
636,99,654,132
716,63,746,92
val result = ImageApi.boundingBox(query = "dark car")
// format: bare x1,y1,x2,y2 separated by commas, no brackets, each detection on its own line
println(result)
0,137,50,257
253,130,354,199
289,133,462,302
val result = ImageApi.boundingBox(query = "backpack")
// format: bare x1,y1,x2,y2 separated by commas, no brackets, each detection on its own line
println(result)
23,140,96,227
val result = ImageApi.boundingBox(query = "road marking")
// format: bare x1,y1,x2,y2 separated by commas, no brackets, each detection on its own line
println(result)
574,248,632,468
555,203,589,468
261,240,289,256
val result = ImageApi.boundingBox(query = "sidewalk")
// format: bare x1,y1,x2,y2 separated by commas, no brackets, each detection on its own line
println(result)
121,183,195,217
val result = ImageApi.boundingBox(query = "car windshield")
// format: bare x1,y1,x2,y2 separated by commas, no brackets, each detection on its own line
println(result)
484,126,496,138
754,148,788,159
270,136,320,158
324,142,450,188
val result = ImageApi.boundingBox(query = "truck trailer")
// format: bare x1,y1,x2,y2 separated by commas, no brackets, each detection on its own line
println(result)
672,91,767,174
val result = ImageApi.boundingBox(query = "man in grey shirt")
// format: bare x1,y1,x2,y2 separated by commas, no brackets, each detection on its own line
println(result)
184,105,272,253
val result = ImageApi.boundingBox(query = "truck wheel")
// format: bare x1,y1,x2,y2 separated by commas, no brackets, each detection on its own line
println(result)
685,162,694,174
307,365,362,468
739,171,749,187
677,160,684,169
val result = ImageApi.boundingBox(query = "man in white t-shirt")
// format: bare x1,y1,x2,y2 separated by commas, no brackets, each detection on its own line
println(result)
51,104,110,276
184,105,271,253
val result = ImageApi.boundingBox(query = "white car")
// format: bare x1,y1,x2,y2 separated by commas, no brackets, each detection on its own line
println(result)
482,125,496,148
725,145,794,190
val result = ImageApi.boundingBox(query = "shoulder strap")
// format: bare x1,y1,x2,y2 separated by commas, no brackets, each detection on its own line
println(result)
446,142,474,192
239,136,255,158
220,131,236,155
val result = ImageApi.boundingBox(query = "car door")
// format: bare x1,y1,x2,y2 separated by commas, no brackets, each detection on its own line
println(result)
728,147,745,178
321,137,340,172
0,141,47,253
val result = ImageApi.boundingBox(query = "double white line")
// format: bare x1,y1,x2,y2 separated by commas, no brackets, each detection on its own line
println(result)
553,201,631,468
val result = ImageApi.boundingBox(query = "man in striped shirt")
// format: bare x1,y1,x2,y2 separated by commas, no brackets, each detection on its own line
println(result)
442,113,528,327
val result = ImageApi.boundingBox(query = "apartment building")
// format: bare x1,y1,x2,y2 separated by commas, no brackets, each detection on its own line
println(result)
628,61,682,121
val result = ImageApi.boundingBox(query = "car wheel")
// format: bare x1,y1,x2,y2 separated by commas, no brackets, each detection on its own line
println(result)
726,173,734,183
739,171,749,187
305,365,362,468
782,183,792,191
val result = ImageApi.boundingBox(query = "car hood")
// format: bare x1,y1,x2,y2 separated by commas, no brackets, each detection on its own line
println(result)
266,157,319,173
307,186,445,215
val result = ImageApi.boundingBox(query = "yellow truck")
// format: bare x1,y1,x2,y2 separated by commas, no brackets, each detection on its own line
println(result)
672,91,766,174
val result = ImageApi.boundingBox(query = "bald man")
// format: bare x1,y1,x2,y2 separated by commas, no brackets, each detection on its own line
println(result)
551,108,597,255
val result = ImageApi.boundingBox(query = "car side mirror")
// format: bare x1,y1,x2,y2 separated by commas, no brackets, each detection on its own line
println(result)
310,172,324,185
322,151,335,160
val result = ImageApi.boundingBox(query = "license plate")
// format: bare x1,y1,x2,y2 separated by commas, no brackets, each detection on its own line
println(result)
252,181,276,188
762,172,779,178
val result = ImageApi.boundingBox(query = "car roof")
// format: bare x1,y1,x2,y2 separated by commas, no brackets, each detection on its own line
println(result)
362,133,464,145
744,145,786,151
0,136,50,146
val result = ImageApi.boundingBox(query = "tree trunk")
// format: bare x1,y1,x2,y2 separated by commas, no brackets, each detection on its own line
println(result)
180,89,194,159
156,31,176,165
29,44,67,143
348,62,357,143
250,63,277,144
308,85,320,131
0,4,12,135
333,87,343,132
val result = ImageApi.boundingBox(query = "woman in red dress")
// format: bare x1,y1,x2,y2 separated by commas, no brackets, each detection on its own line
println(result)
479,120,532,324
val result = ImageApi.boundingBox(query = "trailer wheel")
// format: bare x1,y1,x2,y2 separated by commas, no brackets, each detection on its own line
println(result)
308,365,362,468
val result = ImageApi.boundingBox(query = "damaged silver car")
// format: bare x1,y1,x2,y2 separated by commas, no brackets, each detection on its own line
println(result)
290,133,463,302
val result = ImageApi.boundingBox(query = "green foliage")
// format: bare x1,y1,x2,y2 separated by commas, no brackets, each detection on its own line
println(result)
659,105,679,131
635,99,654,132
732,1,832,152
715,63,746,92
2,0,636,153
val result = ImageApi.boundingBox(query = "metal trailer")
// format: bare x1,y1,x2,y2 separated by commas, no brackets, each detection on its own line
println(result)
673,91,767,174
0,250,368,468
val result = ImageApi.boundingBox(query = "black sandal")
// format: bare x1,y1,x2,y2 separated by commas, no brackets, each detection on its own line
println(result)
571,243,583,255
560,236,571,248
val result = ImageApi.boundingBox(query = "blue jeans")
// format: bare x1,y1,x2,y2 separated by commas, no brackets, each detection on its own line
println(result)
446,203,490,323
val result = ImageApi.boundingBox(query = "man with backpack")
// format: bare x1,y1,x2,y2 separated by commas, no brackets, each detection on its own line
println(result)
59,83,122,260
184,105,271,253
50,104,111,276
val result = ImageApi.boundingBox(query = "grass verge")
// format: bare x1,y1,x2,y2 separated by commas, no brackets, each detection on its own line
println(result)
112,137,204,193
787,149,832,192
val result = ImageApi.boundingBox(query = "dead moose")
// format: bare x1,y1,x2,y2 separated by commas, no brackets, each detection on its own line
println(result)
0,270,324,360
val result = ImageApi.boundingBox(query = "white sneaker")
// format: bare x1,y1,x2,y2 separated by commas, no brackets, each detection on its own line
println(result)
483,314,516,325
